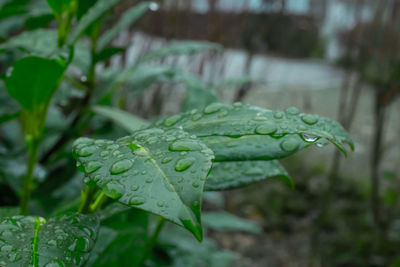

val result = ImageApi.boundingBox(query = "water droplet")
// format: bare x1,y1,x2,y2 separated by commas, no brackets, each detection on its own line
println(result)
302,133,318,143
285,106,299,115
68,237,91,252
76,145,97,157
192,113,202,121
45,240,57,249
255,123,277,135
273,111,284,119
149,2,159,11
44,259,65,267
316,138,329,147
129,196,145,205
161,157,172,164
106,144,119,150
7,252,21,262
157,201,165,207
192,182,200,188
100,151,109,157
146,178,153,183
175,157,195,172
169,140,201,151
110,159,133,174
280,137,300,152
103,182,123,199
203,102,225,114
164,114,182,126
301,114,319,125
84,161,102,173
131,185,139,191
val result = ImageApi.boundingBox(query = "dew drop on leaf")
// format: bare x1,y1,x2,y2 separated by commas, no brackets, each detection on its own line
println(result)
129,196,145,205
103,182,123,199
164,114,182,126
175,157,196,172
109,159,133,175
285,106,299,115
273,111,284,119
255,123,277,135
301,114,319,125
302,133,318,142
44,259,65,267
84,161,102,173
280,137,300,152
203,102,224,114
169,140,202,151
76,145,97,157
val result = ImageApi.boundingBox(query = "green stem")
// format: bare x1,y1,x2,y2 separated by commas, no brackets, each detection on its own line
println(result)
139,217,166,265
90,192,108,213
78,186,97,214
20,138,40,215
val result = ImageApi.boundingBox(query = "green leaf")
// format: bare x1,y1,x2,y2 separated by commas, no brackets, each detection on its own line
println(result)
0,206,19,218
76,0,97,20
0,111,19,125
92,209,148,267
154,102,354,159
85,227,117,266
97,2,151,51
205,160,293,191
72,127,214,240
202,211,262,233
94,46,125,64
91,105,149,133
5,56,66,111
139,41,222,62
160,225,237,267
67,0,119,45
0,29,58,57
201,134,309,161
24,13,55,30
0,213,99,266
46,0,72,16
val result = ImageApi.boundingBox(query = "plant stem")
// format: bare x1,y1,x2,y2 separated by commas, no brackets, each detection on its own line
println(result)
78,186,97,214
40,23,101,164
90,192,108,213
139,217,166,265
20,138,40,215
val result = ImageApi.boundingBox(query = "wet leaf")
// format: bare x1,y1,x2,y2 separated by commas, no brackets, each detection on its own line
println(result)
0,213,99,266
205,160,293,191
155,102,354,159
72,127,214,241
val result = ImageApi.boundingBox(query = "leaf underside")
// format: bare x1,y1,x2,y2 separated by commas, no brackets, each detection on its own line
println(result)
205,160,293,191
73,127,214,241
0,213,99,267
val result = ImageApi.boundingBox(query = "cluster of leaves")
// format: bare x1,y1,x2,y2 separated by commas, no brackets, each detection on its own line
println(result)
0,0,353,266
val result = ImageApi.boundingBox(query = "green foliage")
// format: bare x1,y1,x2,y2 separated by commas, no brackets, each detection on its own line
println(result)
0,213,99,266
205,160,292,191
72,128,214,240
5,56,66,111
0,0,355,265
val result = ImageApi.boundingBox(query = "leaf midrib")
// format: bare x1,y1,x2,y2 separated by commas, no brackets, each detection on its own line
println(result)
130,142,198,223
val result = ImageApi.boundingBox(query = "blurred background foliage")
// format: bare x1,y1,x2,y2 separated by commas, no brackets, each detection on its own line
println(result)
0,0,399,266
